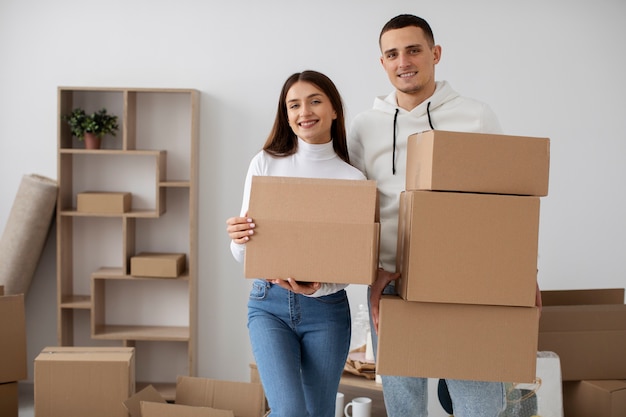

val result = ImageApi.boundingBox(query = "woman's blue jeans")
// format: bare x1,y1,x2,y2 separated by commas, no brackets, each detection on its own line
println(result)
369,286,506,417
248,280,351,417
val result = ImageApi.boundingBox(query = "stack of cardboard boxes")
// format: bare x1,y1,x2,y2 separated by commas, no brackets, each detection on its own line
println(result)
539,288,626,417
376,130,550,383
0,285,27,417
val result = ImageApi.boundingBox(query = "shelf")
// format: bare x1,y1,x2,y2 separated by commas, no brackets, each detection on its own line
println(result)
59,209,161,218
60,295,92,309
92,325,189,341
92,267,190,281
57,86,199,387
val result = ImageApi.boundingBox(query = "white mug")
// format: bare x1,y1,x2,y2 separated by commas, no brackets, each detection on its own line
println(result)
344,396,372,417
335,392,345,417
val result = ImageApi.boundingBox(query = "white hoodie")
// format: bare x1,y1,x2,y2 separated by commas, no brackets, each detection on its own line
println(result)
348,81,502,272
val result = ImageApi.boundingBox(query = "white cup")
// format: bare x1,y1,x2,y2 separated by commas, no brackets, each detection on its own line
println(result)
344,396,372,417
335,392,345,417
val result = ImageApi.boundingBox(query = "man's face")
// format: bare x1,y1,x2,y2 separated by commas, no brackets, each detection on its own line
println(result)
379,26,441,98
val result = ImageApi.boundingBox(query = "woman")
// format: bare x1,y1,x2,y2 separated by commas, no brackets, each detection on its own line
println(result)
226,70,366,417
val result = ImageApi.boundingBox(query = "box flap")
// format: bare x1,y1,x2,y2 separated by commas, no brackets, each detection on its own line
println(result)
176,376,265,417
124,385,167,417
582,380,626,394
541,288,625,306
141,401,235,417
249,176,377,223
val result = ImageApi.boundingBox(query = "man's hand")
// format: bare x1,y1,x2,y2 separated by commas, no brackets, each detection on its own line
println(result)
370,268,400,334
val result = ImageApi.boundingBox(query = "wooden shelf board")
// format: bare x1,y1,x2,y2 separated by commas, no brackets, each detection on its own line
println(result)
92,325,190,341
60,295,92,309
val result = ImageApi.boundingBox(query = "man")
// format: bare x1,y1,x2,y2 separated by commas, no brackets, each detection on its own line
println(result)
348,14,506,417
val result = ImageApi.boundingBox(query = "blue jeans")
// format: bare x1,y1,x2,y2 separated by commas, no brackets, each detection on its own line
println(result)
369,286,506,417
248,280,351,417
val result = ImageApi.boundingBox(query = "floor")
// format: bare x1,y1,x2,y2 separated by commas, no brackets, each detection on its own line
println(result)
18,383,34,417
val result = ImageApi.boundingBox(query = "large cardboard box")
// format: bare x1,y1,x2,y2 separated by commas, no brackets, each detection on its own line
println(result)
376,296,539,383
538,288,626,381
130,252,187,278
0,293,27,384
34,346,135,417
563,380,626,417
0,382,18,417
406,130,550,196
244,176,380,285
77,191,131,213
175,376,266,417
396,191,540,307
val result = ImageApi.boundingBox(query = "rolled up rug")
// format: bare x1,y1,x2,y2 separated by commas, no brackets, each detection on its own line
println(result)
0,174,57,295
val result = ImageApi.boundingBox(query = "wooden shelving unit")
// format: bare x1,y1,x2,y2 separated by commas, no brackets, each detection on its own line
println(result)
56,87,199,398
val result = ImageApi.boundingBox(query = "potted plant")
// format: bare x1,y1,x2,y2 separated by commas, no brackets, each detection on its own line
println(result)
62,108,119,149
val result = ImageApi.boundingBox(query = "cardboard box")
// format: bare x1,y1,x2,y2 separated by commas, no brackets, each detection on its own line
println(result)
77,191,131,213
538,288,626,381
0,382,18,417
130,252,187,278
34,346,135,417
396,191,540,307
141,402,235,417
175,376,266,417
244,176,380,285
406,130,550,196
563,380,626,417
376,296,539,383
0,293,27,384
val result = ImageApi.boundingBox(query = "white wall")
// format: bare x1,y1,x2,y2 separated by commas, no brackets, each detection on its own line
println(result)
2,0,625,412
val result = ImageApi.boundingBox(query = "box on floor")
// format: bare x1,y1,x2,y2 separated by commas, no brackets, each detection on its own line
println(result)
0,382,18,417
34,346,135,417
244,176,379,285
563,380,626,417
538,288,626,381
0,287,27,384
124,376,266,417
405,130,550,196
396,190,540,307
376,295,539,383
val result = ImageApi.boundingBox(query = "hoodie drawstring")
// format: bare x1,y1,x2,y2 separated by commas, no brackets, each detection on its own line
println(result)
392,108,399,175
392,102,434,175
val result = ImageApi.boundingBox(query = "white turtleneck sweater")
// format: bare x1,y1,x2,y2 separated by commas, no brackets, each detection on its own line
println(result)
231,138,367,297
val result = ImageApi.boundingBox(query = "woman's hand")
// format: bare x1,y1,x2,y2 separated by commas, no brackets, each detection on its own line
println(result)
271,278,321,295
226,216,255,244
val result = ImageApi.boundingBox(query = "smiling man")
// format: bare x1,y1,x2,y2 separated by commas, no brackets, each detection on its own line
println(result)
348,14,506,417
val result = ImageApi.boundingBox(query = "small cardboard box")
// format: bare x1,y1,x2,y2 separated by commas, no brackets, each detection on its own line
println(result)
0,293,27,384
563,380,626,417
175,376,266,417
77,191,131,213
376,296,539,383
244,176,380,285
396,191,540,307
406,130,550,196
0,382,18,417
130,252,187,278
141,402,235,417
34,346,135,417
538,288,626,381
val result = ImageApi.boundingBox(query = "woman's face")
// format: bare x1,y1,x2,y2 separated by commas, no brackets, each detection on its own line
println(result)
286,81,337,144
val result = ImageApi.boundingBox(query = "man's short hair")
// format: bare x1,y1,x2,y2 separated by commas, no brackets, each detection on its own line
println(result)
379,14,435,47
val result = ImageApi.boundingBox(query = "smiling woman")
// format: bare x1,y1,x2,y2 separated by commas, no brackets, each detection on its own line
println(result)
225,70,367,417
